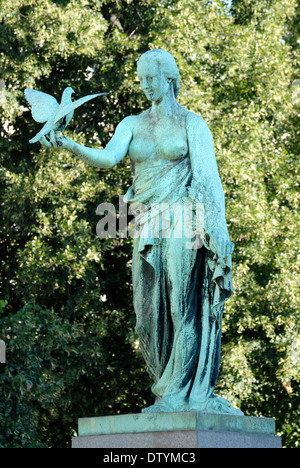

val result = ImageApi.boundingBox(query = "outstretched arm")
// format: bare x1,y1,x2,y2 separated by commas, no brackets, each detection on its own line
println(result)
40,116,134,169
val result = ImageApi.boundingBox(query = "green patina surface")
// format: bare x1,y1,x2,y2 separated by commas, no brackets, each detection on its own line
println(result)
61,49,240,416
78,412,276,437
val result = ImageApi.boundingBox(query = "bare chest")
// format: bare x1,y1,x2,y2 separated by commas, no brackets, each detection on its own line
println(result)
129,111,189,164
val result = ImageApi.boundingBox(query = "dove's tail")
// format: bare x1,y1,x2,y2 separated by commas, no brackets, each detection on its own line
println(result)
29,124,51,143
29,137,38,144
29,134,43,144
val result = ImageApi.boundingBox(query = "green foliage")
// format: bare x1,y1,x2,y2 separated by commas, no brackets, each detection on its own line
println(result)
0,299,151,448
0,0,299,448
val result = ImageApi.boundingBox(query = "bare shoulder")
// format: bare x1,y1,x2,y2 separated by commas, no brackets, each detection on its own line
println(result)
186,110,208,128
186,111,213,138
121,109,152,133
117,115,138,132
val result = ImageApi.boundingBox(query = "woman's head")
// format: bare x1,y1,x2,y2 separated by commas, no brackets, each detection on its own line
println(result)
137,49,180,100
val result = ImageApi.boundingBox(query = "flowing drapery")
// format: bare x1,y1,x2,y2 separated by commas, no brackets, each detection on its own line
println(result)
125,146,234,410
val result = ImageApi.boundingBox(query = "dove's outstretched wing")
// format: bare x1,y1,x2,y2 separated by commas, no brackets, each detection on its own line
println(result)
24,89,59,123
54,93,108,124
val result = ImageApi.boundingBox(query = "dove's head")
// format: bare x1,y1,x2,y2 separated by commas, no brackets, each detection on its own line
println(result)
61,87,75,102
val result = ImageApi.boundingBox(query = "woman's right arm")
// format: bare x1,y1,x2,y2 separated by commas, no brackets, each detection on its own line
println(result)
41,116,135,169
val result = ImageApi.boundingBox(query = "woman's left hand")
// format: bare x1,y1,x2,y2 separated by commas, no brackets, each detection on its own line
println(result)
39,135,74,151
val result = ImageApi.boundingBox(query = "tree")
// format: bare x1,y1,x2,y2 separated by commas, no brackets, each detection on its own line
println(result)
0,0,156,448
0,0,299,448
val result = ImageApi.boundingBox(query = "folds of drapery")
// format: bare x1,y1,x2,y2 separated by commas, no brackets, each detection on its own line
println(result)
124,114,234,406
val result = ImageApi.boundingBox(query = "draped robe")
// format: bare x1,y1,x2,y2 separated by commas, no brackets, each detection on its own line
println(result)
124,112,234,411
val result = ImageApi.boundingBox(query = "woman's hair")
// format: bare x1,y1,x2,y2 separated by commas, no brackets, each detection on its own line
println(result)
137,49,180,98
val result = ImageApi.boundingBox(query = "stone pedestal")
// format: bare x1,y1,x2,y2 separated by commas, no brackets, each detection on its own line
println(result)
72,412,282,449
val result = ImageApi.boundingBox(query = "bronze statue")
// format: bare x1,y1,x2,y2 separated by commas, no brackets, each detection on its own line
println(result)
37,49,243,415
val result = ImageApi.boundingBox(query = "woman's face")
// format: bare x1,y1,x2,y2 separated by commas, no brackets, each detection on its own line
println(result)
137,59,170,103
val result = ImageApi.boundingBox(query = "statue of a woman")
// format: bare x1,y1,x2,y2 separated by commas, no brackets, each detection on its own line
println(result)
41,49,243,416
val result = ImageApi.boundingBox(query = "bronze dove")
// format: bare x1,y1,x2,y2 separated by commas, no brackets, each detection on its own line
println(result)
24,87,107,144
